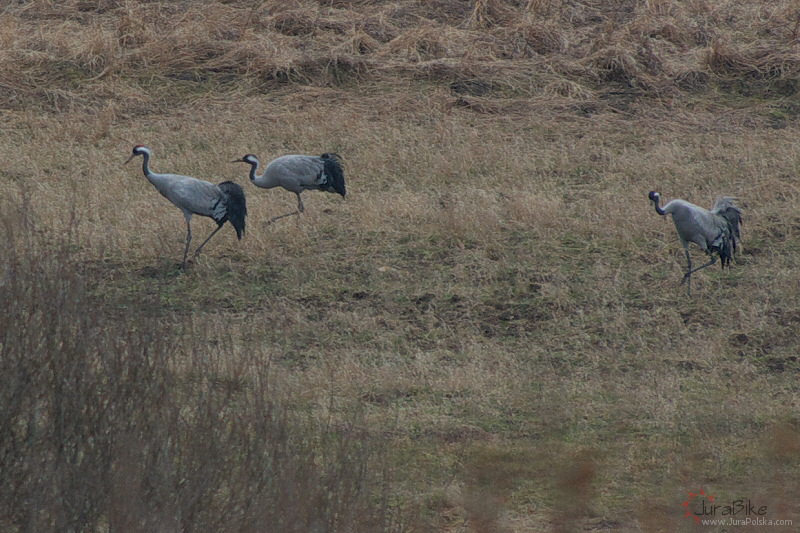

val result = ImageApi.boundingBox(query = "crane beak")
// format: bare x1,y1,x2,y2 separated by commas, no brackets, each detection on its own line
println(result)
231,158,245,163
124,154,136,165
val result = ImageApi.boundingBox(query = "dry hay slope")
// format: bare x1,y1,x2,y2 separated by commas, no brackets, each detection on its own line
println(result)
0,0,799,111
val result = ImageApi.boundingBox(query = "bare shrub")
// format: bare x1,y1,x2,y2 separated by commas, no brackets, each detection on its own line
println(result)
0,199,399,532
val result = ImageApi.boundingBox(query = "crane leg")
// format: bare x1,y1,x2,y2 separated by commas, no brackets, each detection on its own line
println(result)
182,220,192,269
679,247,692,296
683,255,717,278
681,250,716,296
193,224,224,260
266,194,303,225
267,211,301,225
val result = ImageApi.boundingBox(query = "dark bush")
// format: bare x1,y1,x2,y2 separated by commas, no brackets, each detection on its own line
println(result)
0,200,398,532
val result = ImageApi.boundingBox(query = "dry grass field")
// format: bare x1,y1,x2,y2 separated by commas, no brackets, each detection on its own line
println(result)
2,0,800,531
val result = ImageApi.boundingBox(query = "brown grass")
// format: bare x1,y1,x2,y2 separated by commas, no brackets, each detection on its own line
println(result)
2,0,800,531
1,0,798,111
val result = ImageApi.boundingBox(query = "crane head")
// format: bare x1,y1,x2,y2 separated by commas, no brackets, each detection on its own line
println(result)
648,191,660,204
231,154,258,165
125,144,150,164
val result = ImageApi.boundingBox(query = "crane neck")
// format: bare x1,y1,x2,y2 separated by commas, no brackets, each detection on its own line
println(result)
246,160,260,183
140,151,153,178
249,161,278,188
139,152,171,191
652,198,666,216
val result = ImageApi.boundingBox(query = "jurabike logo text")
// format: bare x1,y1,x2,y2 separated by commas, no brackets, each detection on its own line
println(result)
696,498,767,517
680,487,772,524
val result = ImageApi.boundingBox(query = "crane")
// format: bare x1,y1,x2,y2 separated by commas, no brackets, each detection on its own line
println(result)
232,152,345,224
126,145,247,268
648,191,742,295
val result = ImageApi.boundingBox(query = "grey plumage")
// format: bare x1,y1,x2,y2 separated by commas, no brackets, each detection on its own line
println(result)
649,191,742,295
126,145,247,268
233,153,346,224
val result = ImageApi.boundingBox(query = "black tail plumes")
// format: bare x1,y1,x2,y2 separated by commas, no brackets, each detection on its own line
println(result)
712,197,743,267
218,181,247,239
320,153,346,198
716,234,734,269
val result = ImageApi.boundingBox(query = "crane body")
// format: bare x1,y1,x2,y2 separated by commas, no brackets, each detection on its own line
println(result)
234,153,345,224
126,145,246,268
649,191,742,295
